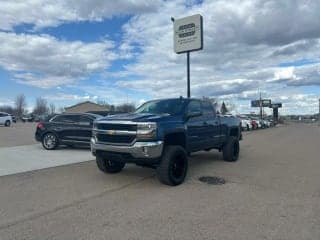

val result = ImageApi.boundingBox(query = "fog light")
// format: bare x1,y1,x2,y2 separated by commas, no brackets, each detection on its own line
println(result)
142,147,148,156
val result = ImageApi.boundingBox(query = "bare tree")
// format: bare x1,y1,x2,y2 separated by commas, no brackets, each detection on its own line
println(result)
58,107,65,113
0,105,15,114
227,101,236,113
96,100,115,111
116,103,135,113
49,103,56,114
15,94,27,118
33,97,49,115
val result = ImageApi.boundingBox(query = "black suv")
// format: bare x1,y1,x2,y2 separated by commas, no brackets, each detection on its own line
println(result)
35,113,101,150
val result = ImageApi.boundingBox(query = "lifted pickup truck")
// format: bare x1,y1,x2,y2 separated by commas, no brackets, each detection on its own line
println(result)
91,98,241,186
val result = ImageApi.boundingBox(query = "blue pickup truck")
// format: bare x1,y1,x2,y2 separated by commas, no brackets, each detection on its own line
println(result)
91,98,241,186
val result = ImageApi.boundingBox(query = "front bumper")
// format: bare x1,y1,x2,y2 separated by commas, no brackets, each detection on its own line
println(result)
90,137,163,159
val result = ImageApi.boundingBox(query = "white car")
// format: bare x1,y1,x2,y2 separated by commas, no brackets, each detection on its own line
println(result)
255,119,263,129
0,112,13,127
262,120,271,128
240,118,252,131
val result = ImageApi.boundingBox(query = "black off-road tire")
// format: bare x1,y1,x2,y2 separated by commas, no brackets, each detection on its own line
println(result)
42,132,59,150
5,120,11,127
96,155,125,174
222,136,240,162
156,145,188,186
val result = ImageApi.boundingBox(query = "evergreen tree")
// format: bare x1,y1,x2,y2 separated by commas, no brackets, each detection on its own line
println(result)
220,101,228,115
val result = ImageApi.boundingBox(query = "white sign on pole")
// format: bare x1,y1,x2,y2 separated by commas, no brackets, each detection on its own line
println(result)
174,14,203,54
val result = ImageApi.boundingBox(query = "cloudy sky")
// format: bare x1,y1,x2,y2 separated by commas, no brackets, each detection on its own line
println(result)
0,0,319,115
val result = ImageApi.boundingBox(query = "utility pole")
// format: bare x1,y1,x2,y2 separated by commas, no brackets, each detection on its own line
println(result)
259,91,263,119
318,98,320,126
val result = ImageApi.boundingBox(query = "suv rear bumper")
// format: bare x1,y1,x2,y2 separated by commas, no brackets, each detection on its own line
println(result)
90,138,163,159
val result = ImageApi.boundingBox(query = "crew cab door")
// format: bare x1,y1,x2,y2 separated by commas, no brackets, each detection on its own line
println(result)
50,115,80,141
201,101,221,148
185,100,207,151
77,115,95,142
0,113,5,124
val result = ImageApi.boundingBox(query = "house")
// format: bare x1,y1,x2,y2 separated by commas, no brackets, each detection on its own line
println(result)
64,101,109,113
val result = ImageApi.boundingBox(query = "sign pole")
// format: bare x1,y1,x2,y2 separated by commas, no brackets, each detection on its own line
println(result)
318,98,320,126
259,92,263,119
172,14,203,99
187,52,190,98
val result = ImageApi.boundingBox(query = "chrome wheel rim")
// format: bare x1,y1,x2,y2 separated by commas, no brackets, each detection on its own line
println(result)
44,134,57,149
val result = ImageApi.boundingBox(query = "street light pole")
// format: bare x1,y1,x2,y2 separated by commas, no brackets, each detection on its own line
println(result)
318,98,320,126
259,92,262,119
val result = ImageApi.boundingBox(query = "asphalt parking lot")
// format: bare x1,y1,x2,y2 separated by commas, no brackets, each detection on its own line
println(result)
0,123,319,240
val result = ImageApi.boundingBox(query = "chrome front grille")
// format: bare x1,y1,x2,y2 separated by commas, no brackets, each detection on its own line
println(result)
94,122,137,145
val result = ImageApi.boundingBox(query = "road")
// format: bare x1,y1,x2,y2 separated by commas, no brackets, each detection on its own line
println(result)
0,123,319,240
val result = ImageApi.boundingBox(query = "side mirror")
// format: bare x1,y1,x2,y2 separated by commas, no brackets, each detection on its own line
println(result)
187,111,202,119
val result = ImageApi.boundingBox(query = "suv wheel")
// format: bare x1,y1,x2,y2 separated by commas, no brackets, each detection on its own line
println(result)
222,136,239,162
156,145,188,186
96,155,125,173
5,120,11,127
42,133,59,150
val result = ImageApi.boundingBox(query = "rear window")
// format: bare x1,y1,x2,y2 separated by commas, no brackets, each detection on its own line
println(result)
135,99,186,116
51,115,79,123
202,101,215,116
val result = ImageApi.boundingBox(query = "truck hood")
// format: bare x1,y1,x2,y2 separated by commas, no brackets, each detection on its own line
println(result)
99,113,181,123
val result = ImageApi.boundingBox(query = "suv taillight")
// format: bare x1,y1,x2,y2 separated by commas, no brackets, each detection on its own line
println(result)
37,122,44,129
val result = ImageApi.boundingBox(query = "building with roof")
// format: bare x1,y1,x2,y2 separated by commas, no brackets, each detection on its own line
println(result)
64,101,109,113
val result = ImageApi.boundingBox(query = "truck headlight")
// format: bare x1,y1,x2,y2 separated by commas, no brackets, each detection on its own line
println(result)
137,122,157,140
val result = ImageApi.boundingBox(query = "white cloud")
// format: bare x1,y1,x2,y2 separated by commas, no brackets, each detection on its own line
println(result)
112,0,320,114
0,32,116,88
0,0,162,30
1,0,320,114
272,67,296,82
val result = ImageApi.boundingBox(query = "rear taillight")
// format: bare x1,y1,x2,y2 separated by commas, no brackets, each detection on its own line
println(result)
37,122,44,129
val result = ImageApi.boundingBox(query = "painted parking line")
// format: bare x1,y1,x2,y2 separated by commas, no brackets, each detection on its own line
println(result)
0,144,93,177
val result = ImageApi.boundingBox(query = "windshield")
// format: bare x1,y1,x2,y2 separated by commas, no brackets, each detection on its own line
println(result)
135,99,186,116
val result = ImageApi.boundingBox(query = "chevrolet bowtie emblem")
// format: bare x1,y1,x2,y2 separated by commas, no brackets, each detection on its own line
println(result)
107,130,116,135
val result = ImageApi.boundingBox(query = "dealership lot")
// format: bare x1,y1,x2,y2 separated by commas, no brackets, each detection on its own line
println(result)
0,123,319,239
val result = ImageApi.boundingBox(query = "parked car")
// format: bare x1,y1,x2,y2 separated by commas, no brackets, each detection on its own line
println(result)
262,119,271,128
34,114,49,122
0,112,13,127
9,114,16,123
238,116,252,131
251,118,262,129
22,114,34,122
35,113,102,150
250,119,258,130
91,97,242,186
